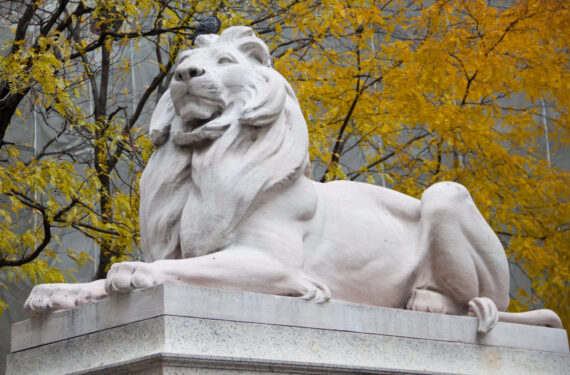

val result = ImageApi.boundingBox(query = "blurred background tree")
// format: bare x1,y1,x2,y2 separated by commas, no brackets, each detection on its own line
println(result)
0,1,568,368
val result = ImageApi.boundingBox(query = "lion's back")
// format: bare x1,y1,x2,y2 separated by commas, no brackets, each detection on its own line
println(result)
313,180,421,240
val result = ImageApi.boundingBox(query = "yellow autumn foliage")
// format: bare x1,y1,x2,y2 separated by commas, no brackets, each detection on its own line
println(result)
0,0,567,333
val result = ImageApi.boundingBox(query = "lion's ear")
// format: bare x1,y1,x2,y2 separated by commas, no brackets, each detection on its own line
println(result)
239,40,271,67
219,26,271,66
195,34,218,48
148,89,175,146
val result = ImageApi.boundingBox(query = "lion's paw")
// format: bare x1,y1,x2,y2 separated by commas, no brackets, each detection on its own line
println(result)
149,126,170,146
105,261,162,294
25,283,85,315
405,289,455,314
300,275,331,304
468,296,499,333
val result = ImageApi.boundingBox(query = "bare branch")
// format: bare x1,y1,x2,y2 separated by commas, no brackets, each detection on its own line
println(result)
10,0,40,55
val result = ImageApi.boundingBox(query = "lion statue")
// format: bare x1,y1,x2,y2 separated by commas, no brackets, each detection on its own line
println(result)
25,26,561,333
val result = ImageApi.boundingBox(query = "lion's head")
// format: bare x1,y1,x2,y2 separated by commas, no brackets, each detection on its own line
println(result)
149,26,303,146
147,26,311,257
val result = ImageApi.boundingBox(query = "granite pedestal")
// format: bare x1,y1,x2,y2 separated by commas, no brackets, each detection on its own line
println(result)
7,284,570,374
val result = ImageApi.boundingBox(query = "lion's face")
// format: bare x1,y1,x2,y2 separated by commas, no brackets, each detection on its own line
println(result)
148,27,288,147
170,43,265,132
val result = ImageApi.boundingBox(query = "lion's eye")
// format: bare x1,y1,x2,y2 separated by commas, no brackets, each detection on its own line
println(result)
177,55,189,65
217,55,236,64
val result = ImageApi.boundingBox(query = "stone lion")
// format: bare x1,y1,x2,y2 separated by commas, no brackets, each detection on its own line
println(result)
25,26,561,333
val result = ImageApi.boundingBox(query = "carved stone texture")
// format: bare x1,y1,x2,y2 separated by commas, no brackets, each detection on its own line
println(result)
24,26,562,333
8,285,570,375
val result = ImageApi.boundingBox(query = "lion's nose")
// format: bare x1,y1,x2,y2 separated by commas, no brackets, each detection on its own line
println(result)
174,65,205,82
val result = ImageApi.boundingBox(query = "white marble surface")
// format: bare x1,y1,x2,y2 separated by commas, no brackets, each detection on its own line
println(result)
11,284,569,356
7,312,570,374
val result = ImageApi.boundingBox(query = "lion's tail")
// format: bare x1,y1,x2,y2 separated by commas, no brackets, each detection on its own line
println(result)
498,309,563,328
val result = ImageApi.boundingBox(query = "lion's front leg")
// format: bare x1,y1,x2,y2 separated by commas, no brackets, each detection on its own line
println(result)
105,261,166,294
105,248,331,303
25,279,108,315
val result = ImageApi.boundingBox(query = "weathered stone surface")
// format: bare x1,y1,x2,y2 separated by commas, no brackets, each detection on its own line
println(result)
8,285,569,375
24,26,566,334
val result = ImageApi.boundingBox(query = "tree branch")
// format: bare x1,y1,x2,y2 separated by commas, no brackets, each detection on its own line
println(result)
348,132,430,180
69,25,195,60
0,191,55,267
320,36,364,182
0,207,50,267
10,0,40,55
39,0,70,37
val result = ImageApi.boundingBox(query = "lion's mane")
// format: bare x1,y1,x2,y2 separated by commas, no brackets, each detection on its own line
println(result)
140,27,311,260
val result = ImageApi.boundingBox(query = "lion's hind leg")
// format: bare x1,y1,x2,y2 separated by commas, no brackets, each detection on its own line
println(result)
406,289,563,333
298,274,331,303
406,287,501,334
406,288,464,315
408,181,509,330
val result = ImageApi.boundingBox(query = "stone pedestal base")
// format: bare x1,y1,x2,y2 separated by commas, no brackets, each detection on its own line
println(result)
7,285,569,374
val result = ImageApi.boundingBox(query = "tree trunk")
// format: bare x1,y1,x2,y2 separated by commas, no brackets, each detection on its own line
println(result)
0,87,28,147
